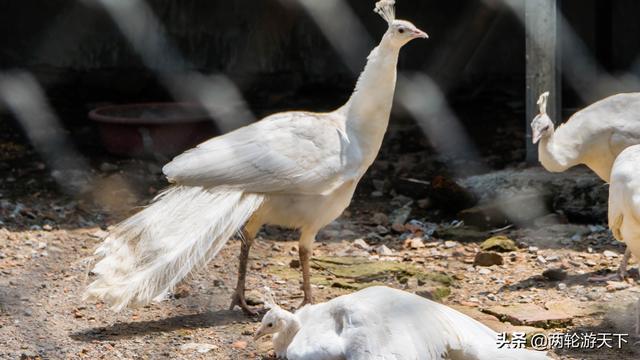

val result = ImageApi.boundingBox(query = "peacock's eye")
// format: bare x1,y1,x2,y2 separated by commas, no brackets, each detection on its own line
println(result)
398,28,405,34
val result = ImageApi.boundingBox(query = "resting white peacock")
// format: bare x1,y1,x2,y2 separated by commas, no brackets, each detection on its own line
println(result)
254,286,551,360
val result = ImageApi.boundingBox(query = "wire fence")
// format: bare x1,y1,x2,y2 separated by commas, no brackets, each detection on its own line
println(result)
1,0,639,358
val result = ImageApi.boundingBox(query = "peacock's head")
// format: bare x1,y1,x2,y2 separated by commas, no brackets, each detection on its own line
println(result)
253,287,296,341
531,91,555,144
375,1,428,47
253,306,292,340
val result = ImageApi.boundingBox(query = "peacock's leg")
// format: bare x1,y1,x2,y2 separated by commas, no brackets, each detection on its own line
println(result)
589,246,632,282
618,247,631,280
298,230,316,307
229,220,262,316
636,297,640,338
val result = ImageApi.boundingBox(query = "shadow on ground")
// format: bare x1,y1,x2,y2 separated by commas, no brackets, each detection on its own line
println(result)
70,309,255,342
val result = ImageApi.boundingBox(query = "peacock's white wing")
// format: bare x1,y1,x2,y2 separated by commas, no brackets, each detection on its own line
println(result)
162,111,360,195
286,303,348,360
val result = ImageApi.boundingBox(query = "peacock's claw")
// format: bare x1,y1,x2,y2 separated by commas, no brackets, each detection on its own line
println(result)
230,291,258,316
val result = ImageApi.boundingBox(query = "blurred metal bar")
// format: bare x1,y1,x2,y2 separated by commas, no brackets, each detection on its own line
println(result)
525,0,561,163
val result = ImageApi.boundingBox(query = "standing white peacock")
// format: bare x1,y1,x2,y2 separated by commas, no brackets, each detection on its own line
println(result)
609,145,640,336
531,91,640,278
84,0,428,314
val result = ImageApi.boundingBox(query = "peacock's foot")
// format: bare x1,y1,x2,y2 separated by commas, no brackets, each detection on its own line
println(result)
298,296,313,309
229,290,258,316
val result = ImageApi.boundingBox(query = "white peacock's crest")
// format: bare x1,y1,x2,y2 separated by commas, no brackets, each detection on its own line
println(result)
374,0,395,25
537,91,549,115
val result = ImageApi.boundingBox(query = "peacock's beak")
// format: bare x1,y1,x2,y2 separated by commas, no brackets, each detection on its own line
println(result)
532,130,542,144
253,326,266,341
412,29,429,39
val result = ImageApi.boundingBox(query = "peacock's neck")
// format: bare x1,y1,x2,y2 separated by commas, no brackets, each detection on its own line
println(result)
538,132,577,173
342,37,400,163
273,317,301,358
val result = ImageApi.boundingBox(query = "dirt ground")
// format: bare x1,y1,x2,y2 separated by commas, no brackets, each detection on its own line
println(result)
2,125,640,360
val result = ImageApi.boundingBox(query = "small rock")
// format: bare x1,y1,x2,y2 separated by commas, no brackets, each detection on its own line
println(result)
375,225,389,235
366,232,384,242
99,162,119,172
417,198,430,209
289,259,301,268
390,195,413,207
405,277,419,289
173,284,190,299
484,303,572,328
42,224,52,231
180,343,218,353
557,283,567,290
479,236,517,252
246,290,264,306
404,237,425,249
20,351,39,360
415,289,435,300
371,212,388,226
444,240,458,248
528,246,539,253
352,238,370,250
391,223,406,233
375,245,393,256
536,255,547,265
606,281,630,292
232,340,248,350
478,268,492,275
389,205,412,228
542,268,567,281
340,229,356,238
474,251,503,267
545,255,560,262
603,250,618,258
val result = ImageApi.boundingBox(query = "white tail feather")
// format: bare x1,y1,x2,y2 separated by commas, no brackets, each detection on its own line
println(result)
84,186,264,311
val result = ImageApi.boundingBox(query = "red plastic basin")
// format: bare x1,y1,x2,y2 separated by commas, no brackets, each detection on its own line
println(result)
89,102,218,158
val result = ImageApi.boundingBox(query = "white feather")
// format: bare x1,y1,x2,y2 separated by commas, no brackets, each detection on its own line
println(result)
374,0,396,25
85,186,263,310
